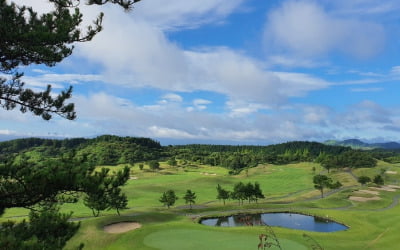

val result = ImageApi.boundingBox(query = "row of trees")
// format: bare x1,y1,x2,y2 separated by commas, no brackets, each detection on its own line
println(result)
217,182,265,205
168,142,383,172
317,150,377,173
159,189,197,209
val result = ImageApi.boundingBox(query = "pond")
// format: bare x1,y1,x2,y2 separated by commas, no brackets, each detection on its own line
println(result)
200,213,348,232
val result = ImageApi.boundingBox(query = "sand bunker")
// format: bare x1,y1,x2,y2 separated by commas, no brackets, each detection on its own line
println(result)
349,196,381,202
355,190,379,195
386,171,397,175
387,185,400,189
103,222,142,234
200,172,217,176
370,186,396,192
129,176,138,180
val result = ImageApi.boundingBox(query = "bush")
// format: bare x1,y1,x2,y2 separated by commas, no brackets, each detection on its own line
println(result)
373,175,384,186
358,176,371,185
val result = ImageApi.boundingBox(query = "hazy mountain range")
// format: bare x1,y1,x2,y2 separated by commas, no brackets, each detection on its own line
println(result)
324,139,400,150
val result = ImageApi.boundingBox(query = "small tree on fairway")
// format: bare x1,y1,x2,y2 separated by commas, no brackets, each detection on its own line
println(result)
358,176,371,185
159,190,178,209
167,157,178,166
373,175,384,186
313,174,341,198
216,184,230,205
183,189,196,209
232,182,246,205
148,160,160,171
253,182,265,203
244,182,255,203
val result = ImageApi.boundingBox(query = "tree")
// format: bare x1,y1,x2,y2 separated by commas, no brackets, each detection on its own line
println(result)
244,182,255,203
84,166,130,216
148,160,160,170
0,0,140,246
231,182,246,205
183,189,197,209
159,190,178,209
0,204,82,250
216,184,230,205
320,155,339,173
373,175,384,186
358,176,371,185
253,182,265,203
0,0,140,120
167,157,178,166
313,174,341,198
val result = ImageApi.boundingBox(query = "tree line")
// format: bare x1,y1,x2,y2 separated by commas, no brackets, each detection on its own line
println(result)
158,182,265,209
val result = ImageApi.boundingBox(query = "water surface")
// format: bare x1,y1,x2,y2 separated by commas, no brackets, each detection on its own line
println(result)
201,213,348,232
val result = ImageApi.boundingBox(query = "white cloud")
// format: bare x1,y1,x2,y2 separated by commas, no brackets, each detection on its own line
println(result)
0,129,15,135
148,126,196,139
76,11,331,108
336,101,393,127
263,0,386,59
22,73,102,89
267,55,325,68
325,0,400,17
134,0,246,30
161,93,183,103
193,99,212,110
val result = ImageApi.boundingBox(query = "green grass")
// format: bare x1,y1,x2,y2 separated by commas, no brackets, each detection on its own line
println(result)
4,161,400,249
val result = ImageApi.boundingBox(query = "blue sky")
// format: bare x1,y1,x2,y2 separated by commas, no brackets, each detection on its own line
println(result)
2,0,400,145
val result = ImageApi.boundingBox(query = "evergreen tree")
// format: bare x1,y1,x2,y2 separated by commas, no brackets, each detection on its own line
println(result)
0,1,141,247
183,189,197,209
253,182,265,203
159,190,178,209
216,184,230,205
373,175,384,186
313,174,342,198
231,182,246,205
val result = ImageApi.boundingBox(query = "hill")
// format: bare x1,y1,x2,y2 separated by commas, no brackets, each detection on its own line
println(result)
324,139,400,150
0,135,162,165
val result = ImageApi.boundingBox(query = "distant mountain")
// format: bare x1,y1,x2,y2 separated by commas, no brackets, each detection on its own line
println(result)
324,139,400,150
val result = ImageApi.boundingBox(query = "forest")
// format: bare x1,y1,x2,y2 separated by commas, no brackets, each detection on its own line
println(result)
0,135,392,173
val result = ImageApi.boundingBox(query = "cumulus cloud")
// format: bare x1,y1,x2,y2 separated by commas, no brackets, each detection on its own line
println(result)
75,10,331,108
263,0,386,59
336,101,393,128
4,0,399,144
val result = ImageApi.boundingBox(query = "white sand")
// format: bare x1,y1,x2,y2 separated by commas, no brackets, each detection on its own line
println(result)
349,196,381,202
355,190,379,195
103,222,142,234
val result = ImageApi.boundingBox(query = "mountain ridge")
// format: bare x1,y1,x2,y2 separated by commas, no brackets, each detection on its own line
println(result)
324,139,400,150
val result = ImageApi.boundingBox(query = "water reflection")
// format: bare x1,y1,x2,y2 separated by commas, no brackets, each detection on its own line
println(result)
201,213,348,232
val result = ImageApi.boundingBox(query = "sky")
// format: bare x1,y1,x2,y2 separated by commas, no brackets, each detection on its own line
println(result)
2,0,400,145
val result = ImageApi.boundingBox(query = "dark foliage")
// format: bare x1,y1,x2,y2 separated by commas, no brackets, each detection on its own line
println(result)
0,135,162,165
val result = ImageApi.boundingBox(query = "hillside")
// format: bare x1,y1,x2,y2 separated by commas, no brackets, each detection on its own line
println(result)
324,139,400,150
0,135,162,165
